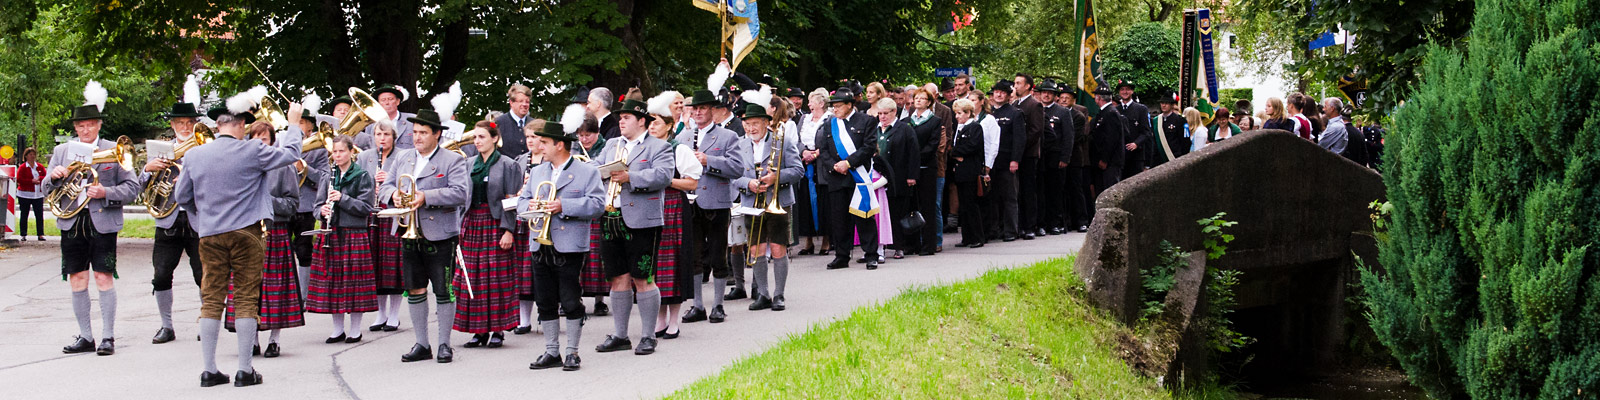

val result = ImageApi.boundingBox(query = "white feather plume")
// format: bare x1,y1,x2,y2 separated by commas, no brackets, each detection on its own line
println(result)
740,85,774,113
83,80,108,112
647,92,677,118
707,62,731,93
302,93,323,117
430,82,462,119
560,104,587,134
227,85,267,114
183,75,202,106
397,86,410,102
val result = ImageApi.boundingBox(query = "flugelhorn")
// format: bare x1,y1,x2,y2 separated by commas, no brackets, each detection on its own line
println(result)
142,124,214,218
520,181,557,246
602,146,626,213
45,136,136,218
376,174,423,240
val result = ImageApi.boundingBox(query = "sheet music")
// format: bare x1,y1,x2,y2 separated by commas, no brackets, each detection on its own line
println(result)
146,140,176,161
62,141,96,165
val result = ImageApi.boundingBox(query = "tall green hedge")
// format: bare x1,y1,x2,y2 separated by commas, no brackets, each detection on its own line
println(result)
1360,0,1600,398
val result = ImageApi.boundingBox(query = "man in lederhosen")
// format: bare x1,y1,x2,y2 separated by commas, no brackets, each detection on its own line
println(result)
731,103,803,310
521,121,606,371
677,89,744,324
142,98,206,345
378,109,471,364
592,99,675,356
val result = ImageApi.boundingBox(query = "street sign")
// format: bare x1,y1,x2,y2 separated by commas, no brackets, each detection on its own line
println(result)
935,68,971,78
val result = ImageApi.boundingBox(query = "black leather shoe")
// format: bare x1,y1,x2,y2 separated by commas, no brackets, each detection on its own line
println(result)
200,371,230,387
487,332,504,348
263,343,280,358
970,242,985,248
826,259,849,270
233,369,263,387
63,336,94,354
153,327,176,344
725,287,748,300
771,295,786,311
918,250,936,256
325,333,346,344
513,325,533,335
344,335,362,344
749,295,772,311
369,323,385,332
1003,235,1018,242
382,324,399,332
595,335,633,352
252,344,261,356
655,328,666,338
592,301,610,317
681,306,707,323
856,257,868,264
662,327,679,339
866,260,879,270
436,344,454,363
635,337,657,355
708,305,727,323
96,338,115,356
954,242,970,248
798,248,814,255
1077,225,1089,233
464,333,487,348
530,353,562,370
1022,232,1036,240
562,353,582,371
400,344,433,362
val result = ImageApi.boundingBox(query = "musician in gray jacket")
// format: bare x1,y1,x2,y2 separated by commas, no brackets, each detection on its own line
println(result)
592,99,675,356
676,89,745,324
731,104,804,312
141,101,207,345
377,109,471,364
175,96,305,387
520,122,605,371
44,99,143,357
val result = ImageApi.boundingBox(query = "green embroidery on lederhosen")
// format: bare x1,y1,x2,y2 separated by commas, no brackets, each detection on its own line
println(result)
637,254,655,284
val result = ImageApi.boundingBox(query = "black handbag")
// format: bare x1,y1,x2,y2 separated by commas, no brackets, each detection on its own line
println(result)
897,210,926,231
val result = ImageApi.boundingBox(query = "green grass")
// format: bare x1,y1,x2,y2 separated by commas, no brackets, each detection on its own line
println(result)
37,216,157,238
670,256,1238,399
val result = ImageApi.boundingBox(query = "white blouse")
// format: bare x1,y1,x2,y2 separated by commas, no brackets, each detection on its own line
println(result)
673,143,704,179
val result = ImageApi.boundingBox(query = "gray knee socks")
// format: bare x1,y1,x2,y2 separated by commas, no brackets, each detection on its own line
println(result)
98,288,116,340
711,278,727,307
637,290,660,338
436,302,455,346
200,318,221,373
610,290,633,339
773,257,789,298
409,299,430,346
72,289,93,341
235,318,257,372
155,289,174,329
752,256,770,298
540,319,560,356
691,274,705,309
565,318,584,355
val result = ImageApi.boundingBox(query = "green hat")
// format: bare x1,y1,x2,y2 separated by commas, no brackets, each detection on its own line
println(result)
301,109,317,120
407,108,446,131
67,105,108,122
616,99,653,121
163,102,204,119
535,122,578,142
740,103,771,121
688,90,720,107
205,104,256,124
327,96,354,108
1036,80,1063,93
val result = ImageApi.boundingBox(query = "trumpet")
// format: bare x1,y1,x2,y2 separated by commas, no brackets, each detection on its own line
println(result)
142,124,214,218
602,147,626,213
520,181,557,245
376,174,423,240
45,136,137,219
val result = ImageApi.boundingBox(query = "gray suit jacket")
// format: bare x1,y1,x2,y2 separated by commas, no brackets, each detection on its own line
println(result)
42,138,143,234
270,165,300,221
467,152,524,231
733,133,804,208
518,157,605,253
674,124,744,209
363,111,417,150
377,148,470,241
595,135,674,228
141,135,190,230
315,166,377,228
297,148,330,213
175,131,305,237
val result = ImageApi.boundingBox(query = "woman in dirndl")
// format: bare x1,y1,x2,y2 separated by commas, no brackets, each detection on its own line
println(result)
646,92,701,339
225,120,306,358
512,120,545,335
452,122,525,348
359,120,405,332
307,135,379,344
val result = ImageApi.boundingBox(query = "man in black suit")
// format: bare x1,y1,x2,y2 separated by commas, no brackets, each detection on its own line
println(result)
1115,81,1151,178
588,87,620,140
1035,80,1075,235
815,91,881,270
1090,86,1126,197
492,83,533,158
1010,73,1048,239
986,81,1026,242
1149,94,1188,168
1063,91,1094,232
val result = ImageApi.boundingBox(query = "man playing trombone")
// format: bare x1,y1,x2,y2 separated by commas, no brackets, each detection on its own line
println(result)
731,103,803,312
519,121,605,371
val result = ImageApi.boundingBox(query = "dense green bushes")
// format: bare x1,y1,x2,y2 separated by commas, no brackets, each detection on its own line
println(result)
1359,0,1600,398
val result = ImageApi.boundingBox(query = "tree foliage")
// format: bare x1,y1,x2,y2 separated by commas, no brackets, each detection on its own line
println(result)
1101,22,1180,103
1360,0,1600,397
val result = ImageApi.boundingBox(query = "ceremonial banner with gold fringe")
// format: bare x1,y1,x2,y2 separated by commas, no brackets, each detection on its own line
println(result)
694,0,761,71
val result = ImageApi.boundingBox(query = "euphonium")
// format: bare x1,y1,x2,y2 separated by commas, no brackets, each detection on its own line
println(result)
142,124,215,218
45,136,137,219
523,181,558,245
255,97,289,131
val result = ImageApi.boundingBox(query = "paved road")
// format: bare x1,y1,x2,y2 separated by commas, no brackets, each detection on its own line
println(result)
0,232,1083,399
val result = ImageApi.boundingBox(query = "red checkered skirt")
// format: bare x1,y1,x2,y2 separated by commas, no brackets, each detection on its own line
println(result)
369,207,406,293
656,190,686,301
581,219,609,296
513,221,536,297
452,205,519,333
227,222,305,330
306,228,378,314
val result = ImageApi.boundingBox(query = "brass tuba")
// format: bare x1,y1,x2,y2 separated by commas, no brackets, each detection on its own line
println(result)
340,88,386,136
296,122,343,186
142,124,215,218
45,136,137,219
521,181,557,245
256,97,289,131
375,174,423,240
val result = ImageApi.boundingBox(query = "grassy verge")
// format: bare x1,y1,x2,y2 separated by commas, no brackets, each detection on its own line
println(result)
671,256,1236,399
36,216,157,239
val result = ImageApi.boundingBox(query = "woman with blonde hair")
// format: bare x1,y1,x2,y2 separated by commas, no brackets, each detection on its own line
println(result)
795,88,832,256
1184,107,1209,152
1261,97,1291,131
